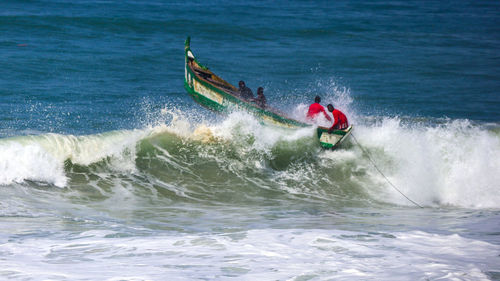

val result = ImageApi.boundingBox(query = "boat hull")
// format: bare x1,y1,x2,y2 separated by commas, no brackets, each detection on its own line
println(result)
183,37,352,149
184,39,308,129
317,126,353,149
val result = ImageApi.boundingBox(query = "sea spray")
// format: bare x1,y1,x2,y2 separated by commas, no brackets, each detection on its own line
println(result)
1,105,499,209
0,130,149,187
351,117,500,208
0,141,67,187
289,78,355,128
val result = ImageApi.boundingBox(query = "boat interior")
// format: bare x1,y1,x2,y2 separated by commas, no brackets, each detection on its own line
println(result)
187,56,238,94
186,50,301,121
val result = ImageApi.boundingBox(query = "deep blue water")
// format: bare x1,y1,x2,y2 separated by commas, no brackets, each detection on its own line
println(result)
1,0,499,136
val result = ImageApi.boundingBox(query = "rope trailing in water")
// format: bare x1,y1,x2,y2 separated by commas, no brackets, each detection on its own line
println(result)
351,133,423,208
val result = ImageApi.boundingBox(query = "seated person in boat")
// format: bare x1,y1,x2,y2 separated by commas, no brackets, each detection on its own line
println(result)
238,80,254,101
306,96,332,122
252,87,267,108
326,104,349,133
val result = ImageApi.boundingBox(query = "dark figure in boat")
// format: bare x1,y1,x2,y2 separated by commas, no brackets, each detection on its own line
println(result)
327,104,349,133
238,80,254,101
306,96,331,122
253,87,267,108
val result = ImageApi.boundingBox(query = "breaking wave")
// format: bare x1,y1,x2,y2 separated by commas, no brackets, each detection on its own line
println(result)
0,107,499,209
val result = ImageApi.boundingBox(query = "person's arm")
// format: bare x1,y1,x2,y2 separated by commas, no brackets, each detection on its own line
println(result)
328,116,339,133
321,108,332,121
248,88,254,99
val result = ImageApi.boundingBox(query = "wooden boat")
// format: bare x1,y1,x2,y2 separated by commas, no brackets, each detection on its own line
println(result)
183,37,352,149
317,126,353,149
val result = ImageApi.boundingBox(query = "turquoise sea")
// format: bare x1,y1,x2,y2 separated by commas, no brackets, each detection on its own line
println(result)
1,1,500,280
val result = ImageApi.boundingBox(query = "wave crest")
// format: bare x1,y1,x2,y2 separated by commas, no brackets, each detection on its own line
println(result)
1,109,499,209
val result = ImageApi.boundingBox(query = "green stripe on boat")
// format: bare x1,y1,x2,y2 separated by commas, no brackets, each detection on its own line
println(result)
183,37,352,149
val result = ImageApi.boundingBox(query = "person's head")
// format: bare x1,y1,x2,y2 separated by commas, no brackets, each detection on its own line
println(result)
327,104,334,112
239,81,245,88
257,87,264,95
314,96,321,103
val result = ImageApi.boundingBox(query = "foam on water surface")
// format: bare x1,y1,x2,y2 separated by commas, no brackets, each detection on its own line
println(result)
0,228,498,280
1,107,499,209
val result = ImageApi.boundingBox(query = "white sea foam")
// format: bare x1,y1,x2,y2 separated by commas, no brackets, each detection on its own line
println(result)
0,141,67,187
1,104,499,210
0,130,150,187
208,111,315,150
0,228,497,280
217,103,500,209
349,118,500,208
0,107,213,189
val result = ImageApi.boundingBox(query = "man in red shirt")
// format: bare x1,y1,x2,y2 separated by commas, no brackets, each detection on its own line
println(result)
327,104,349,133
306,96,332,122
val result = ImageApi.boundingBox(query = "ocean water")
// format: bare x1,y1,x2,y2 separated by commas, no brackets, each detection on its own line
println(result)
1,0,500,280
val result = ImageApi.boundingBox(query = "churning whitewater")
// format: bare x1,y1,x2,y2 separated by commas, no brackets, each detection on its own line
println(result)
2,107,499,209
1,107,500,280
